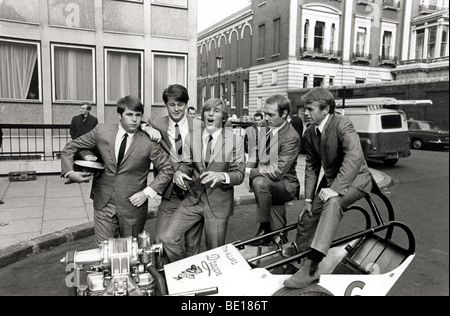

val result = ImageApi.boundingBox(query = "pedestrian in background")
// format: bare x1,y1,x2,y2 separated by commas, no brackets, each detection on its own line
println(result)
70,103,98,140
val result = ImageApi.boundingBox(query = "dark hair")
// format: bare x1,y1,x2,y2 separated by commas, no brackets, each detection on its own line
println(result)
265,95,291,117
301,88,336,114
201,98,229,125
162,84,190,105
188,106,196,112
117,95,144,115
83,103,92,111
254,112,264,120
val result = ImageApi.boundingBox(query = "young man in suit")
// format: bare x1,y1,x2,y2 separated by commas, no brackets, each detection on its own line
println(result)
61,95,174,246
141,84,204,261
284,88,373,289
247,95,301,246
160,98,246,263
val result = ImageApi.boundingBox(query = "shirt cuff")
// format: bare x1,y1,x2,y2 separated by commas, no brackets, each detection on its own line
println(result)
143,186,158,199
64,171,75,178
222,173,230,184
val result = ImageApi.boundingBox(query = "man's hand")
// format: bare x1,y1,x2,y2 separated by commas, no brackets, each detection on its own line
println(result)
200,171,225,188
129,191,147,208
142,125,162,143
318,188,339,203
298,201,313,222
68,172,93,183
173,171,192,191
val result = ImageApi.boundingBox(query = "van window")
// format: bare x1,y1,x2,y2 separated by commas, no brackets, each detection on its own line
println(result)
381,115,402,129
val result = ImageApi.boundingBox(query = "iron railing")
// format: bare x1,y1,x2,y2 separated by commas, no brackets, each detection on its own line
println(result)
0,124,71,161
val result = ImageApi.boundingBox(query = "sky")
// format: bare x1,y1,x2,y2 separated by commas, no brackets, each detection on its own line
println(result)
197,0,251,32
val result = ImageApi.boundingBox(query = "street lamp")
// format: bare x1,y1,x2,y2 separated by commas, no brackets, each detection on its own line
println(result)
216,56,223,99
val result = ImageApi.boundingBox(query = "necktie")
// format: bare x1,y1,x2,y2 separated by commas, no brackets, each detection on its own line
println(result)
316,128,322,144
175,123,183,156
205,135,213,167
265,129,272,155
117,133,128,166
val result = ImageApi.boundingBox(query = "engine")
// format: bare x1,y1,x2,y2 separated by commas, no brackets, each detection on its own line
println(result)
61,231,166,296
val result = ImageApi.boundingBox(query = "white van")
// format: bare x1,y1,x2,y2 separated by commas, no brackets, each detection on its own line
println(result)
335,98,432,165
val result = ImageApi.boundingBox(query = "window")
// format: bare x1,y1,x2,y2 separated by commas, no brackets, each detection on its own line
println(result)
356,78,366,84
153,53,186,104
257,97,263,110
381,115,402,129
230,82,236,109
273,18,281,55
313,76,324,87
303,76,308,88
151,0,187,8
382,31,393,59
0,39,40,101
258,24,266,59
243,80,249,109
330,24,336,51
52,44,95,102
441,26,448,57
105,49,143,104
202,85,207,105
329,77,335,87
272,70,278,86
428,26,437,58
257,73,263,87
304,20,309,48
356,27,367,55
416,29,425,59
314,21,325,52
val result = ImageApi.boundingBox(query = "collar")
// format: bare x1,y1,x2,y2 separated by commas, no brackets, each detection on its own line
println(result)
169,115,188,130
271,121,287,135
317,114,330,134
118,124,137,139
203,128,222,142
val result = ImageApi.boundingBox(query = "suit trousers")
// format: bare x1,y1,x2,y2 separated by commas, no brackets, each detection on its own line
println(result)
252,175,297,231
154,194,204,257
94,200,147,246
295,186,369,256
160,195,229,263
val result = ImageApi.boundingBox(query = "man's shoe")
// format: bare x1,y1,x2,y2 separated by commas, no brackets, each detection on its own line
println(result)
283,259,320,289
274,232,289,246
249,227,272,246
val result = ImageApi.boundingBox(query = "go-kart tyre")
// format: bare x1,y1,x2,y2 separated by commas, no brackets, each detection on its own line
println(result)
273,284,334,296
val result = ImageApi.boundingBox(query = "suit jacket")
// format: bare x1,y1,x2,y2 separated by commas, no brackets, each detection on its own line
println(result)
247,122,301,199
61,124,174,222
177,126,246,219
244,121,267,154
70,114,98,140
304,114,372,200
149,116,195,201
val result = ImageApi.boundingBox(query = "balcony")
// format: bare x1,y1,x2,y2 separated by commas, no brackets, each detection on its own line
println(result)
379,55,398,67
356,0,374,5
352,52,373,64
419,4,447,14
300,47,342,62
383,0,401,11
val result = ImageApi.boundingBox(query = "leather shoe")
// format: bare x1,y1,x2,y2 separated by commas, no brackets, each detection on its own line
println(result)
249,228,273,246
283,259,320,289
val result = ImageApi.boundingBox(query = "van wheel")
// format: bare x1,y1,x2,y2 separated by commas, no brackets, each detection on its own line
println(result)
383,159,398,165
412,139,423,150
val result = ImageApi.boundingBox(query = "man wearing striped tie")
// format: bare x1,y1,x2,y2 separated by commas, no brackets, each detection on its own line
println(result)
141,85,203,265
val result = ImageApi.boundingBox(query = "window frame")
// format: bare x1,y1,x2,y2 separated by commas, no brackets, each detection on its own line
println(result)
151,0,188,9
51,43,96,104
104,48,144,105
151,52,187,105
0,38,42,103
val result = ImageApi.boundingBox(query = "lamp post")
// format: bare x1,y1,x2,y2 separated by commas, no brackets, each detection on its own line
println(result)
216,56,223,99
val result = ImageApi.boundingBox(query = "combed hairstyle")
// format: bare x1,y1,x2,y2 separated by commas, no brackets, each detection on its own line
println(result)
266,94,291,117
162,84,190,105
188,106,196,112
201,98,229,125
301,88,336,114
83,103,92,111
254,112,264,120
117,95,144,115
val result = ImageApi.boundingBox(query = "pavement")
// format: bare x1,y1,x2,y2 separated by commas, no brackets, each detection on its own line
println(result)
0,155,391,269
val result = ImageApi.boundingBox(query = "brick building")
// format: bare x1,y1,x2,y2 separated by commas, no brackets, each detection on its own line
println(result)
197,0,449,118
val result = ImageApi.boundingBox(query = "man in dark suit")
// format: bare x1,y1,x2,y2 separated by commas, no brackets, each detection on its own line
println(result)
70,103,98,140
284,88,373,289
160,98,246,263
244,112,265,155
61,95,174,245
141,84,204,262
247,95,301,246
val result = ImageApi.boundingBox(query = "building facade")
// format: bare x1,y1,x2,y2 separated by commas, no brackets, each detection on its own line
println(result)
0,0,198,125
197,0,449,117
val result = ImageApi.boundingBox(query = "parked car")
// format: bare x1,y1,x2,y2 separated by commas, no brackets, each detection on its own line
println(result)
407,120,449,150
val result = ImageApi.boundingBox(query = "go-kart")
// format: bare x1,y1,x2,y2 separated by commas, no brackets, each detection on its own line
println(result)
61,182,415,296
